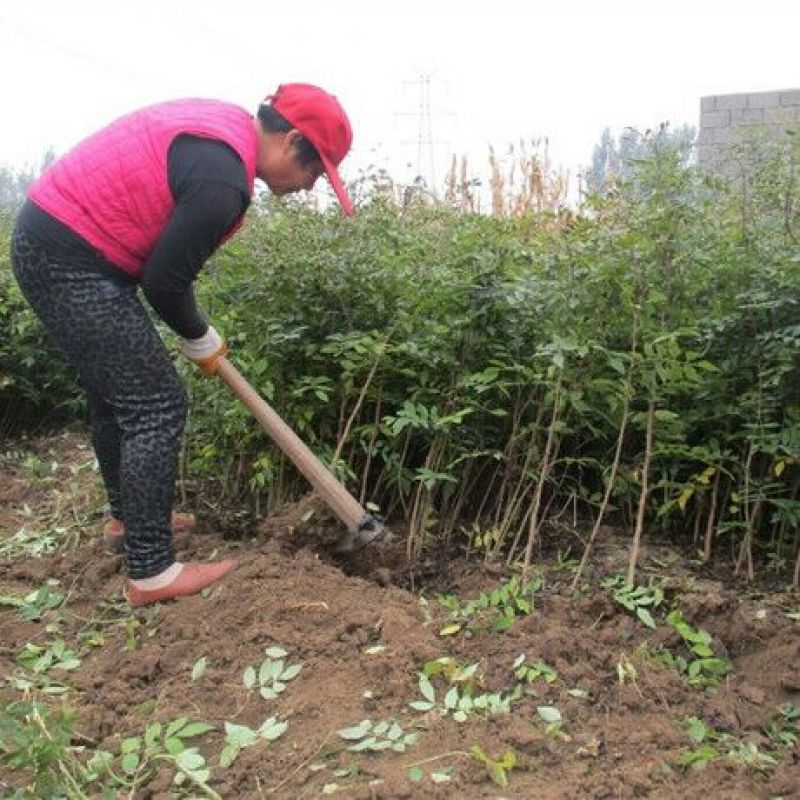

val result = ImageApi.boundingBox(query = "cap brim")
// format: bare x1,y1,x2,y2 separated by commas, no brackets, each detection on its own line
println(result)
320,155,354,216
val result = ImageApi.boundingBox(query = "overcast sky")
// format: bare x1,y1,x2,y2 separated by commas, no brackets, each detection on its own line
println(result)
1,0,798,199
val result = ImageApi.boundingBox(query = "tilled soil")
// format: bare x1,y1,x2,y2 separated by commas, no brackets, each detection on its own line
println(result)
1,431,798,799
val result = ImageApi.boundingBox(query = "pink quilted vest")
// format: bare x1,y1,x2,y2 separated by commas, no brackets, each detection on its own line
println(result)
29,99,258,277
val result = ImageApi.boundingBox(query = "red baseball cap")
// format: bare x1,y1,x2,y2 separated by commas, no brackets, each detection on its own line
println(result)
268,83,354,216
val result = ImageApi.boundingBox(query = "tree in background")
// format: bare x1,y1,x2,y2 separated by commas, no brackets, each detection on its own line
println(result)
0,149,55,211
583,123,696,197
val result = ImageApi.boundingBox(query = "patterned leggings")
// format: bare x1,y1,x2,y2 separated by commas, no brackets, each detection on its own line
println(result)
11,225,186,579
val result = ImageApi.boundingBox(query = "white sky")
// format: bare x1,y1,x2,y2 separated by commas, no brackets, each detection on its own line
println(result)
1,0,798,199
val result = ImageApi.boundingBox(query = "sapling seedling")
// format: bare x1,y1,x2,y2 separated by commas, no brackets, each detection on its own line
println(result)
602,574,663,628
536,705,569,740
469,745,517,789
243,646,302,700
408,671,520,722
4,674,71,696
665,610,731,686
17,639,81,674
436,574,543,636
679,715,780,774
423,657,481,689
0,582,64,621
0,699,83,795
512,654,558,688
96,717,218,798
437,575,543,636
555,548,580,571
337,718,419,752
219,717,287,768
726,741,778,772
677,716,719,771
407,765,423,783
679,743,718,771
764,703,799,749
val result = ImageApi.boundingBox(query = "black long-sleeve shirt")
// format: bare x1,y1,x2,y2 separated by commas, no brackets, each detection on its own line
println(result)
20,135,250,339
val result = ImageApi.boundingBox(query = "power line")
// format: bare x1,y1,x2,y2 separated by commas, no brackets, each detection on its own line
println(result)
0,17,166,92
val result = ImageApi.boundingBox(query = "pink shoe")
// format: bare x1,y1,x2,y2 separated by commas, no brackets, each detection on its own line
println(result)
103,512,196,553
125,560,237,608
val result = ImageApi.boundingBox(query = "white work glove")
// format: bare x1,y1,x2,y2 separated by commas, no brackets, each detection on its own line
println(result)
179,325,229,376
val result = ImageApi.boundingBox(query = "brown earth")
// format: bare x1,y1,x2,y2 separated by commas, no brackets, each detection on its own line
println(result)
1,429,798,799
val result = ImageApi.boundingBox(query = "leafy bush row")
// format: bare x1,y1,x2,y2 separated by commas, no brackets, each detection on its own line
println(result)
1,133,798,580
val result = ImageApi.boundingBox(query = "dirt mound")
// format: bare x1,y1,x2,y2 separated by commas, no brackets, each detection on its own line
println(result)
2,525,798,798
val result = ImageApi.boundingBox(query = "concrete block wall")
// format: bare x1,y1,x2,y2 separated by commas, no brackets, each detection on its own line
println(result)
697,88,800,169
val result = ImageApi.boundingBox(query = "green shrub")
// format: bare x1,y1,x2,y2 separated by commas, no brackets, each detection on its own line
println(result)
0,211,82,436
1,137,798,578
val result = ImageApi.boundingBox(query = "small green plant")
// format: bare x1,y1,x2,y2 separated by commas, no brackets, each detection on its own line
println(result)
3,674,72,697
602,575,663,628
408,670,520,722
337,718,419,752
436,574,542,635
17,639,81,674
95,717,218,797
465,523,503,556
469,744,517,789
0,700,84,797
726,741,779,772
423,657,481,689
243,646,302,700
0,582,64,621
679,715,780,774
512,654,558,688
0,701,219,798
219,717,287,768
555,548,580,571
679,743,718,771
679,715,720,770
664,610,731,686
536,705,569,740
764,703,799,750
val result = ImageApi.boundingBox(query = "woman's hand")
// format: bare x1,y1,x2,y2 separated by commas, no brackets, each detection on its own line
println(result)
180,325,229,376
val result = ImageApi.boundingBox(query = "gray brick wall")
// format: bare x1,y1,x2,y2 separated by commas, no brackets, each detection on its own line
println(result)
697,88,799,170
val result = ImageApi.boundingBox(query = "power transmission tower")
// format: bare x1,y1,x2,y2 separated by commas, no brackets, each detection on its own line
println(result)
397,72,452,198
416,74,436,195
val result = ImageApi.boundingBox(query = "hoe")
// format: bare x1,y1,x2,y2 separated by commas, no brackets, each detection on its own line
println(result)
215,356,391,553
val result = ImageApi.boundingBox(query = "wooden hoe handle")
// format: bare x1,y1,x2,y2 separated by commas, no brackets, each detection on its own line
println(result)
215,356,367,533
